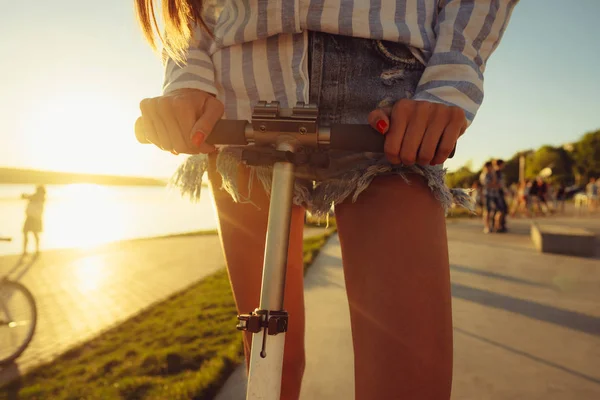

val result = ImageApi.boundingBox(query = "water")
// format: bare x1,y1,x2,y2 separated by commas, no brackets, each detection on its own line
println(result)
0,184,218,255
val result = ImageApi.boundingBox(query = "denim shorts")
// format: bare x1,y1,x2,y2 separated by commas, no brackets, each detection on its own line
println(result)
172,32,472,216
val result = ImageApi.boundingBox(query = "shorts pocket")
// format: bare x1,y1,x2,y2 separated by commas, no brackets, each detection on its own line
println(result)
374,40,424,70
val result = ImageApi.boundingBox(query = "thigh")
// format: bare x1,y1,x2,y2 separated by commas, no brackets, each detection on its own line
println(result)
335,174,452,399
493,196,504,213
207,154,306,363
500,195,508,212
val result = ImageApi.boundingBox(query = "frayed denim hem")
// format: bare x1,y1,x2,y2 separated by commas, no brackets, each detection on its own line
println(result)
170,149,475,218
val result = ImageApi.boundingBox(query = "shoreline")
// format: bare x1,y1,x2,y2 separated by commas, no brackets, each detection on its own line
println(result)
0,167,169,187
0,225,334,259
0,229,219,259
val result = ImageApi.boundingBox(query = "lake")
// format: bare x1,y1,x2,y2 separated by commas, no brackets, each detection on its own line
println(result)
0,184,218,255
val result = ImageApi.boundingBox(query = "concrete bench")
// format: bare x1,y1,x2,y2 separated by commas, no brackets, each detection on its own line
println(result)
531,223,597,258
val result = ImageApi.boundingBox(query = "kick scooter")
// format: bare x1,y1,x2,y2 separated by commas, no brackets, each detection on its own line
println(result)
138,101,454,400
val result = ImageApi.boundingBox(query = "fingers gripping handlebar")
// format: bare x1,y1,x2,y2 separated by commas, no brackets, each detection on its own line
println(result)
135,101,455,158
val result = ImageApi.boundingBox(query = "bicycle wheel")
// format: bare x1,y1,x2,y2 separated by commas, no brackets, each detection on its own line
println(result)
0,280,37,365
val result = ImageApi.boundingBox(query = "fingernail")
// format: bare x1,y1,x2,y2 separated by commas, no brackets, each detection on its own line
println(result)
376,119,388,134
191,131,205,147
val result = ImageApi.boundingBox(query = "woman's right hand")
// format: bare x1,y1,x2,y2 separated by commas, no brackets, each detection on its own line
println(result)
135,88,224,155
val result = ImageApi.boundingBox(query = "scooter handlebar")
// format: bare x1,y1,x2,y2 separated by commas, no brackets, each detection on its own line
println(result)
135,118,455,158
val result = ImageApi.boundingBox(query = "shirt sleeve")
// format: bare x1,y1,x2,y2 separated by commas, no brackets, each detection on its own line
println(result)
412,0,519,124
162,25,218,96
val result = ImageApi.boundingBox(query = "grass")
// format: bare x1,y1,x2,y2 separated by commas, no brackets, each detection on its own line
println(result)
305,213,337,229
302,231,335,272
1,232,334,400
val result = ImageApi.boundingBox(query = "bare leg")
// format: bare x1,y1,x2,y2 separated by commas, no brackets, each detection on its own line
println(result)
509,199,517,217
482,206,490,232
33,233,40,255
336,175,453,400
207,156,306,400
494,211,504,231
22,232,28,255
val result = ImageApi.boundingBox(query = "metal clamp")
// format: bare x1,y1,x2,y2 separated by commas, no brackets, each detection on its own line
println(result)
237,309,289,358
250,101,319,147
237,309,288,336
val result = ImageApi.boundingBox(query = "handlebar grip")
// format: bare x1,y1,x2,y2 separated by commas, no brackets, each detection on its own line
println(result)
134,118,248,146
329,125,456,158
205,120,248,145
329,124,385,152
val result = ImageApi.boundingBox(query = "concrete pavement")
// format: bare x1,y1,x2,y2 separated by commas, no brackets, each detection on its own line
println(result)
217,218,600,399
215,234,355,400
2,215,598,398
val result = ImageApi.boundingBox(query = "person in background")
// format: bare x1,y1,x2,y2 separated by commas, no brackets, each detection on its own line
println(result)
587,177,599,212
470,180,483,216
480,162,499,233
21,185,46,257
555,183,566,214
536,177,550,215
510,179,531,218
493,159,508,232
528,178,539,214
508,182,519,210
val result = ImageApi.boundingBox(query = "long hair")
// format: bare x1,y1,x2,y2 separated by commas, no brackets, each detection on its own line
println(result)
134,0,207,62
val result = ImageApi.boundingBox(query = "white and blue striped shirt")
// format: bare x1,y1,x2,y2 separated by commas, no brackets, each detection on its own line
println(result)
162,0,518,124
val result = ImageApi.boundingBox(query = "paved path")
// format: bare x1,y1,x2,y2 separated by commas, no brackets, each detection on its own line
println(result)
0,228,330,386
0,235,225,386
217,217,600,399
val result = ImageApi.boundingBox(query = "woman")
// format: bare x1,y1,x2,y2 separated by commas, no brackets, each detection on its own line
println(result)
471,180,483,216
134,1,518,398
21,185,46,257
479,161,499,233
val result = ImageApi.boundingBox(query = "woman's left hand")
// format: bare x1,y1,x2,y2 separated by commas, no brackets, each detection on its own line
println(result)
368,99,467,166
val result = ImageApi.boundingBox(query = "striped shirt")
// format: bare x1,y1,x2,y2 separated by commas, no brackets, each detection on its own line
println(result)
162,0,519,124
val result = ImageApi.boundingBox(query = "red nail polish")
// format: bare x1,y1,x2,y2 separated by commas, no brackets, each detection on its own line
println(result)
191,131,205,147
376,120,388,134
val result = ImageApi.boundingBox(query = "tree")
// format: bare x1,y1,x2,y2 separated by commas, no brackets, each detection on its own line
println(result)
571,130,600,184
444,128,599,189
502,150,533,185
525,145,574,185
445,165,479,188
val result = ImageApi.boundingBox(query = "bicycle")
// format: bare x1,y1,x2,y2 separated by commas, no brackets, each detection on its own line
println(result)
0,243,38,366
137,101,455,400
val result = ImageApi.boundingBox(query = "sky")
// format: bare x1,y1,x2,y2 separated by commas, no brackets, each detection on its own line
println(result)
0,0,599,179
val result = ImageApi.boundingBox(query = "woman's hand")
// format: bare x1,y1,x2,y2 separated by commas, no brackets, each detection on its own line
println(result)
135,88,224,155
368,99,467,166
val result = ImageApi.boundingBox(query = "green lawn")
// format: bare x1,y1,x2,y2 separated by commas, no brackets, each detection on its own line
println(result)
302,233,333,272
1,231,334,400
